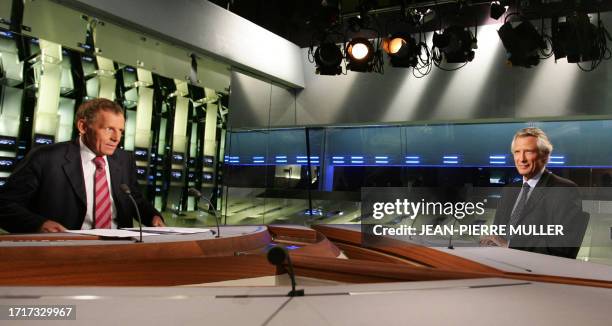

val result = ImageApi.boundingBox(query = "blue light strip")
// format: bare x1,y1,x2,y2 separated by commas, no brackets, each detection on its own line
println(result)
375,160,389,164
351,156,364,160
332,156,345,160
549,155,566,165
443,155,459,164
489,155,507,165
375,156,389,159
351,160,364,164
405,155,421,164
226,163,612,168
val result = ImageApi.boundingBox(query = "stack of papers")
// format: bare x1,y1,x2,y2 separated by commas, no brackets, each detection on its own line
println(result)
121,227,212,235
66,227,211,237
65,229,155,238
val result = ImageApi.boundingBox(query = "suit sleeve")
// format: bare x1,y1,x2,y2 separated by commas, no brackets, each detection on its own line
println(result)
0,150,48,233
126,152,163,226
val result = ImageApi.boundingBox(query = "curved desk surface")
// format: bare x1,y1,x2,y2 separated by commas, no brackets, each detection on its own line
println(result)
0,224,611,289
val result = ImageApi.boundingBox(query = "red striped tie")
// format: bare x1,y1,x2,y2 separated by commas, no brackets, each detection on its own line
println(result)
93,157,112,229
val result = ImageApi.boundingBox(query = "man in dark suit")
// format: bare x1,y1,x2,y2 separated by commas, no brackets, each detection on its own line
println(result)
0,98,164,233
481,127,588,259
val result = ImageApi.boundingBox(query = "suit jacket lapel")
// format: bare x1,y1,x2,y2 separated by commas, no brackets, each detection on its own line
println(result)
62,139,86,207
107,154,124,219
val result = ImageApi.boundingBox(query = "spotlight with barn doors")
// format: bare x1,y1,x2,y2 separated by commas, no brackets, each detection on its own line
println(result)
314,42,343,75
346,38,375,72
432,25,477,66
498,17,547,68
383,33,420,68
552,11,612,71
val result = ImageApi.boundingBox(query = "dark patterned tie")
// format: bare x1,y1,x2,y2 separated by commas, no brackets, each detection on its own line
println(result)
509,182,531,227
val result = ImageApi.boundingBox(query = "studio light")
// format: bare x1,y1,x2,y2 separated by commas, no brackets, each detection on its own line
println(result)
498,19,546,68
383,33,419,68
314,42,343,75
432,25,477,63
552,12,611,66
490,1,507,20
346,38,375,72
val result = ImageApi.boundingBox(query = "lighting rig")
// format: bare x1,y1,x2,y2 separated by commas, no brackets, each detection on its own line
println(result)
308,0,611,76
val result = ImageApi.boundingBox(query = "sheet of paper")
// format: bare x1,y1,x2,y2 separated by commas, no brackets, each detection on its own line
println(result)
65,229,157,237
121,227,212,234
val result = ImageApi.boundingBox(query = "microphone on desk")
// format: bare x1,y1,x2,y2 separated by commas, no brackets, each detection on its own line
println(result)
119,184,143,243
447,217,459,250
188,188,220,238
267,246,304,297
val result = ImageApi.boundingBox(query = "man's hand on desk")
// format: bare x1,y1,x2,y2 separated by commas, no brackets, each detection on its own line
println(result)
39,220,67,233
151,215,166,227
480,235,508,247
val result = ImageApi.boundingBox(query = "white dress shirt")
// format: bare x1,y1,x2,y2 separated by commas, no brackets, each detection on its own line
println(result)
79,137,117,229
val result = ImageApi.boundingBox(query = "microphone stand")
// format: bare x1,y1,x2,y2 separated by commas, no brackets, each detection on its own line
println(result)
120,184,143,243
189,188,221,238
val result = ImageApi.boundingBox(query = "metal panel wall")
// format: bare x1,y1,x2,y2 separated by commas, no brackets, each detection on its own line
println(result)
59,0,305,88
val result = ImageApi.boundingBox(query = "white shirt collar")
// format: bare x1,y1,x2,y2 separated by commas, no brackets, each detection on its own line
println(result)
523,168,545,188
79,137,106,162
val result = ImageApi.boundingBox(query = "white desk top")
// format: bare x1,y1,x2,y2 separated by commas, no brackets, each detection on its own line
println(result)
1,278,610,326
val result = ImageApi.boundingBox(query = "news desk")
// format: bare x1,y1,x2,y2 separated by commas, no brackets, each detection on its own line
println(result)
1,224,611,288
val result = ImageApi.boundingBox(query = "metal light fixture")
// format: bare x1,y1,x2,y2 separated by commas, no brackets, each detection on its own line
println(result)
498,19,546,68
314,42,343,75
346,38,375,72
383,33,420,68
433,26,477,63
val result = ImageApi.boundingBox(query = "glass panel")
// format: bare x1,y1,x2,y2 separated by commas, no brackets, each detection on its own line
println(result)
222,119,612,265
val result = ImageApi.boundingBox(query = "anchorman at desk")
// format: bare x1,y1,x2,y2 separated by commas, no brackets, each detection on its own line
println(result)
0,98,165,233
481,127,588,259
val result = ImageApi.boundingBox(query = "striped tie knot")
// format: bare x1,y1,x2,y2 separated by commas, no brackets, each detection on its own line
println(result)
93,156,105,170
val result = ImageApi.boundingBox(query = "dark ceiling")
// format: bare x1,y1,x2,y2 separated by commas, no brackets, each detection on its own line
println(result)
208,0,612,48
